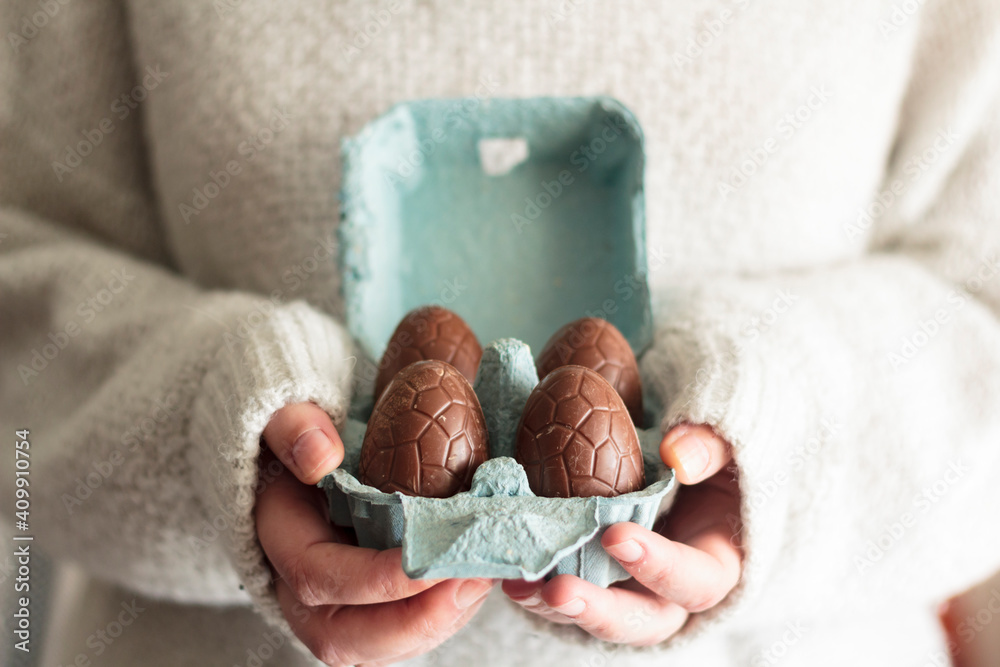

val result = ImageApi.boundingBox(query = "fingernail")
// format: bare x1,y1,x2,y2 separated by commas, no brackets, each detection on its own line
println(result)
291,429,337,480
668,432,710,480
512,591,543,607
551,598,585,617
605,539,643,564
455,579,492,609
504,579,539,600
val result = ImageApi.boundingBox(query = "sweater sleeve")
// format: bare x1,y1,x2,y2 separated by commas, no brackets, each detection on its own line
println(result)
640,2,1000,639
0,0,354,647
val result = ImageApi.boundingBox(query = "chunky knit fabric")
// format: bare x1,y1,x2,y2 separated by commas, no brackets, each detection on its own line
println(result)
2,0,1000,665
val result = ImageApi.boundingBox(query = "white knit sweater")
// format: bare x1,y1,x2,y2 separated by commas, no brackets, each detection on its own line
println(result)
2,0,1000,665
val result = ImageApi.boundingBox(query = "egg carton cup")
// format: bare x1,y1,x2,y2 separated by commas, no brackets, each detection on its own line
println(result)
320,339,676,587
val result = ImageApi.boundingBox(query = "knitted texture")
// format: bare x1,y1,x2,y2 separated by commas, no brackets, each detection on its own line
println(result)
2,0,1000,665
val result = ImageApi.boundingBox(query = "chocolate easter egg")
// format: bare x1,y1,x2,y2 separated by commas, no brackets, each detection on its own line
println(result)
359,360,489,497
536,317,643,426
515,365,645,498
374,306,482,402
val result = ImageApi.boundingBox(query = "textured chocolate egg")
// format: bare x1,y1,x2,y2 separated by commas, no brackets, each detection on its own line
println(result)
359,360,490,497
374,306,482,402
515,365,645,498
536,317,643,426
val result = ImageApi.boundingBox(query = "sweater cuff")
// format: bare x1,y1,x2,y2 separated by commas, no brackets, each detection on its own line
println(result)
638,314,808,645
186,299,356,658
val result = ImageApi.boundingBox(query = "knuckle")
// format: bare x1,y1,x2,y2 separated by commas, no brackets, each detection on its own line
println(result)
312,641,348,667
631,630,672,648
286,554,323,608
412,612,448,644
629,607,687,647
296,622,343,666
370,564,403,601
367,551,407,601
585,618,622,642
686,590,724,613
264,411,294,447
647,554,677,592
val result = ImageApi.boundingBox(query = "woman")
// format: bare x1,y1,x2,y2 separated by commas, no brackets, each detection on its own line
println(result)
2,0,999,664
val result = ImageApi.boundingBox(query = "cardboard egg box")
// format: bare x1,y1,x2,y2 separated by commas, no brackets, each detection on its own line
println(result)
321,96,676,586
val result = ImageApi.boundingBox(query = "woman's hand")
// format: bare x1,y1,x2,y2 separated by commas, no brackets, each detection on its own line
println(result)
255,402,494,666
502,424,742,646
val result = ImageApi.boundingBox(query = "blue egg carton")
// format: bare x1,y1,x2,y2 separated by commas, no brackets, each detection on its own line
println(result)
320,96,676,586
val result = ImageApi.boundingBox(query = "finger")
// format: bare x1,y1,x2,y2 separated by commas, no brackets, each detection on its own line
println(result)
658,466,742,546
659,423,732,485
503,579,577,625
601,521,741,613
255,458,439,606
263,402,344,484
530,575,689,646
366,589,493,667
277,577,494,666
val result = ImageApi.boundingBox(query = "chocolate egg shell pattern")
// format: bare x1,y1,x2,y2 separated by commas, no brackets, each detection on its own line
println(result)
536,317,643,426
359,359,490,498
374,306,483,402
515,365,645,498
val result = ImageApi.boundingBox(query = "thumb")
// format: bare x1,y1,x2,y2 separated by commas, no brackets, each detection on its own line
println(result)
262,402,344,485
659,423,732,485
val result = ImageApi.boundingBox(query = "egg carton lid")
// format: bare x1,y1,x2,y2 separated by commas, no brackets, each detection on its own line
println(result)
338,95,652,365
